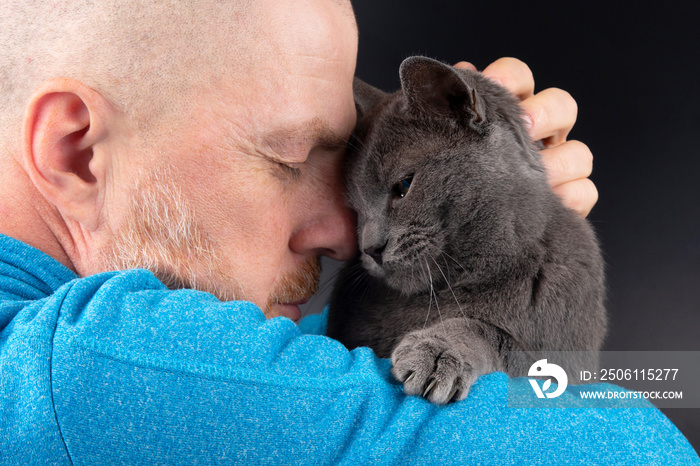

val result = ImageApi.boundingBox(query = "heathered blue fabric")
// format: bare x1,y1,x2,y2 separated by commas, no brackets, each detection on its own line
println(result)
1,234,698,465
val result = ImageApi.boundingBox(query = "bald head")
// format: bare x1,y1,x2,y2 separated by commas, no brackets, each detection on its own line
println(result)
0,0,359,312
0,0,354,148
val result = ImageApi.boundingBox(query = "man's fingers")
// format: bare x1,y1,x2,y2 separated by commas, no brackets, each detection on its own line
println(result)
552,178,598,218
453,61,477,71
453,57,593,216
540,140,593,187
482,57,535,100
521,87,578,145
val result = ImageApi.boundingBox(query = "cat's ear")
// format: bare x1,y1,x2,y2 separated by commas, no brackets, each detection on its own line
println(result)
399,56,486,128
354,77,387,118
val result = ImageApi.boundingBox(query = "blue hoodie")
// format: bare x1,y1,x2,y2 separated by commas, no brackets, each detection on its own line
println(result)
0,234,697,464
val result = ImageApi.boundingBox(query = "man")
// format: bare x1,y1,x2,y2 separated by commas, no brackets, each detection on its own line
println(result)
1,0,696,463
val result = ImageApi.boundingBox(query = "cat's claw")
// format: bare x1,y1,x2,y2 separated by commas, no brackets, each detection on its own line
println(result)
422,378,438,398
391,330,477,405
448,385,462,403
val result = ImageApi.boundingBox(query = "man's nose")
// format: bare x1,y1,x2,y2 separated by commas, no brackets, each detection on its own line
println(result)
288,182,358,261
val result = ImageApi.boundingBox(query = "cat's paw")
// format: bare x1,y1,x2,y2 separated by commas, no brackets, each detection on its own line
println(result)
391,330,478,404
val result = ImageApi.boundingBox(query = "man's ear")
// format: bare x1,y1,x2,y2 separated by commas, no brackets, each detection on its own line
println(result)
22,78,112,231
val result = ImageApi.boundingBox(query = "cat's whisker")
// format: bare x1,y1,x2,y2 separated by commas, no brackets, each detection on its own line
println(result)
347,131,367,153
442,254,452,284
432,257,467,322
320,260,354,290
346,139,362,152
305,264,350,310
334,262,373,308
354,273,373,305
441,251,469,275
424,257,446,336
350,261,377,306
418,259,432,330
309,267,342,299
347,263,366,287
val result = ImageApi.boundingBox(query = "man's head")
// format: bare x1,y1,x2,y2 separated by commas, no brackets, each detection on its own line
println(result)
0,0,359,319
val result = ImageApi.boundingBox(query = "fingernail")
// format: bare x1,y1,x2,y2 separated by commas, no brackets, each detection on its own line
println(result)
522,113,534,132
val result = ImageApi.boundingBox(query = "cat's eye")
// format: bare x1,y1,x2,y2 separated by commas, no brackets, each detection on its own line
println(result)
391,175,414,199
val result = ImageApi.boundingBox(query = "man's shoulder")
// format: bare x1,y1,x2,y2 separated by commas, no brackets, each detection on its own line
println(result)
0,234,269,368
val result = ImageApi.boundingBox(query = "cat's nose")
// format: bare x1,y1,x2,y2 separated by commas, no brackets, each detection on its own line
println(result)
363,240,388,265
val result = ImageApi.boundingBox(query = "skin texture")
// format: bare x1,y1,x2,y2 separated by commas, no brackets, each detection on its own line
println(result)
327,57,606,404
0,0,596,323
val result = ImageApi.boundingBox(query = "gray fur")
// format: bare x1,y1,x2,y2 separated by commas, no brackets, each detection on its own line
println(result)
327,56,606,404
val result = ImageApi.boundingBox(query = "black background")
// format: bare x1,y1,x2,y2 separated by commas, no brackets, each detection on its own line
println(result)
306,0,700,451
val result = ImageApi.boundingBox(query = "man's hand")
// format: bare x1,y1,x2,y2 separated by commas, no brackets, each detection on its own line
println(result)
455,58,597,217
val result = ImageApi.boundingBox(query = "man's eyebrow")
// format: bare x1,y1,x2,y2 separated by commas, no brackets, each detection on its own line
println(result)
262,118,350,158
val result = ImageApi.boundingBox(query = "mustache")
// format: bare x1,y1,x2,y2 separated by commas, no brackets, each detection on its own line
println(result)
267,258,322,308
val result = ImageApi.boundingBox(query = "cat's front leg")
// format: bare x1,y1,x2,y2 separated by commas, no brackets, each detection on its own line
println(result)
391,317,504,404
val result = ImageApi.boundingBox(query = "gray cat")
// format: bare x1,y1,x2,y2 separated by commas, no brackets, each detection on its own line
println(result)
327,56,606,404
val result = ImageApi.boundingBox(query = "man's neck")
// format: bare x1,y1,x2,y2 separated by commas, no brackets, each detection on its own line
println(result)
0,157,77,273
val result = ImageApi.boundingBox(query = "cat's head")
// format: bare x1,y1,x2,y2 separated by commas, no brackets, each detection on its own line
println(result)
347,56,552,295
